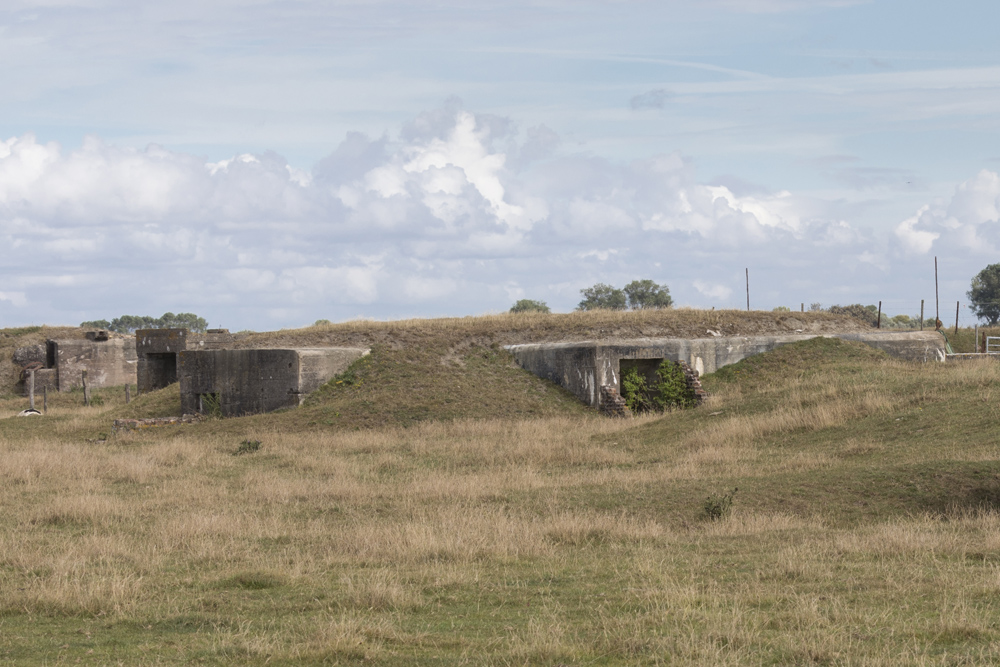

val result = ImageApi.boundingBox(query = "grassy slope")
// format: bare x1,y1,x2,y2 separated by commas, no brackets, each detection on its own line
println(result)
4,321,1000,663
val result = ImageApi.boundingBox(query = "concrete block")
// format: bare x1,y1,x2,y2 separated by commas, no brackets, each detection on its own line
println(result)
178,347,369,417
136,329,188,393
51,339,137,391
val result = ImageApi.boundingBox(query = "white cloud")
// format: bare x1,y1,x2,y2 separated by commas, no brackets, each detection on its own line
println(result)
0,104,971,327
892,170,1000,259
693,281,733,301
894,206,940,255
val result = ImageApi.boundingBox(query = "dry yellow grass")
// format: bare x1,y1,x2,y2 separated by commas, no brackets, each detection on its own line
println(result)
0,336,998,664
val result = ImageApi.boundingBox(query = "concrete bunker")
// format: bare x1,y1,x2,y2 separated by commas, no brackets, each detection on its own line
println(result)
178,347,370,417
505,331,946,412
136,328,234,393
15,333,138,394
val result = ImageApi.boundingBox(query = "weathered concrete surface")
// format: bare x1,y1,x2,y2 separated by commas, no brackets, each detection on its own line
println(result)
136,329,238,393
18,368,57,396
505,332,945,409
136,329,188,393
178,347,369,417
51,339,138,391
188,329,235,350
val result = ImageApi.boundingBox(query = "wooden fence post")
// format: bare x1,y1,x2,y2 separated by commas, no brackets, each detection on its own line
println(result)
82,370,90,407
28,370,35,411
125,385,131,404
43,386,47,413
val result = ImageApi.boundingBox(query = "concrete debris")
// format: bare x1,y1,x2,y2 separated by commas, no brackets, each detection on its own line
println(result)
112,415,201,432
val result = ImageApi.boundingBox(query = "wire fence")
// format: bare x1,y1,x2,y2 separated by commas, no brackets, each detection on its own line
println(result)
775,298,991,330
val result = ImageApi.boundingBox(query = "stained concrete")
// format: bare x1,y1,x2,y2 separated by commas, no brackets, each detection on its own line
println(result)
50,338,138,391
136,329,188,393
136,328,237,394
18,368,57,396
505,331,945,409
178,347,369,417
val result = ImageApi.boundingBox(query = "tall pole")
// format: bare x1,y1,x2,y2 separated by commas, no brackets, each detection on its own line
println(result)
935,256,940,325
745,268,750,312
877,301,882,329
28,370,35,411
920,299,924,331
955,301,960,336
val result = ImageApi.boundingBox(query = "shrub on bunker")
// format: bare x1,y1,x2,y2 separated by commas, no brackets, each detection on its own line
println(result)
620,359,696,414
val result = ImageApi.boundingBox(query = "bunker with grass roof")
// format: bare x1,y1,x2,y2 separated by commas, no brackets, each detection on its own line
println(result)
178,347,370,417
506,331,945,411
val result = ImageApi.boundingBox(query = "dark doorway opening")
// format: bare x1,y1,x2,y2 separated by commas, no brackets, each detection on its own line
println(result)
146,353,178,389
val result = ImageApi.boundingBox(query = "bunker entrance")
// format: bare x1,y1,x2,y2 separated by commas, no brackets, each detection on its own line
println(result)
146,353,178,389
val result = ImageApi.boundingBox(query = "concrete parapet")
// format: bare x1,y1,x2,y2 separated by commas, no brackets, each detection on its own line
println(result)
505,331,944,410
178,347,369,417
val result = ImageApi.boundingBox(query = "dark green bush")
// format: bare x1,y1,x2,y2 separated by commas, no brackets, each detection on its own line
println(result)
620,360,696,414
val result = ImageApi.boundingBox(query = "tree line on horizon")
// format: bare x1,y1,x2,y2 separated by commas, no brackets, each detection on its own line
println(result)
80,312,209,334
509,263,1000,326
510,279,672,314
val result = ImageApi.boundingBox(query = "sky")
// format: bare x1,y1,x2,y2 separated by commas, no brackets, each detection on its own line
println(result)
2,0,1000,330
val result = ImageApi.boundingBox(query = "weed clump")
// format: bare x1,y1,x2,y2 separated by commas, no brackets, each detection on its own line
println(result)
703,488,738,521
234,439,261,456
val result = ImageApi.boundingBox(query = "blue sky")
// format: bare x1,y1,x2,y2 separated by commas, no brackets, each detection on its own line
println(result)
2,0,1000,329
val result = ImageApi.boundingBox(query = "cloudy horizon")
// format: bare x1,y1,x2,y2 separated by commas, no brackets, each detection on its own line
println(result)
2,1,999,330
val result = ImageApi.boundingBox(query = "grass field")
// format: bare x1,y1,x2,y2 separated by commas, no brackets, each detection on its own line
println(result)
1,317,999,664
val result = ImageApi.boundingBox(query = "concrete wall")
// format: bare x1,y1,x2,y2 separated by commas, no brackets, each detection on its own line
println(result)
136,329,188,393
51,339,138,391
505,332,945,409
178,347,369,417
18,368,57,396
136,329,237,393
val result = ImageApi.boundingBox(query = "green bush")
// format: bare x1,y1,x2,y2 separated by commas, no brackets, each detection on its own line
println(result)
509,299,551,314
620,360,696,414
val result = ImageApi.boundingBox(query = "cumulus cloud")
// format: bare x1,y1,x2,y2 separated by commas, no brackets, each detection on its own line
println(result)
892,170,1000,258
0,103,915,327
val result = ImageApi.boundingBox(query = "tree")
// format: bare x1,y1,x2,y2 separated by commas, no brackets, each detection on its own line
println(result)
509,299,551,314
80,319,111,330
968,264,1000,325
577,283,627,311
158,312,209,332
623,280,672,310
